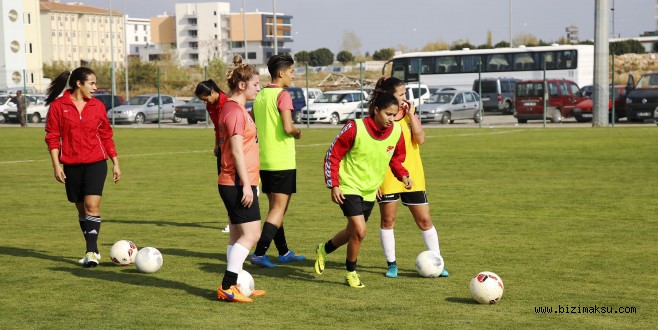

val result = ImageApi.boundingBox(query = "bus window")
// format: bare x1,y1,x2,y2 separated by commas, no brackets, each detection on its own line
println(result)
541,52,556,70
436,56,458,73
556,50,576,69
392,62,406,81
421,58,433,74
513,53,536,71
461,55,482,73
486,54,511,71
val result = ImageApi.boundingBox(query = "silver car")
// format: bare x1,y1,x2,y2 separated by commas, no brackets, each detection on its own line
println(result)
419,90,482,124
108,94,184,124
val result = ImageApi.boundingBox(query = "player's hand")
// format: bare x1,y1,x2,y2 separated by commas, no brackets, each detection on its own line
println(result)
403,176,413,190
241,185,254,208
295,130,302,139
54,166,66,183
331,186,345,204
113,165,121,184
403,100,414,115
376,188,383,200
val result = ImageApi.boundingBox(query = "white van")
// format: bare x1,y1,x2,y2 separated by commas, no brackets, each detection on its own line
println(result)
405,83,430,108
300,90,368,125
302,88,323,105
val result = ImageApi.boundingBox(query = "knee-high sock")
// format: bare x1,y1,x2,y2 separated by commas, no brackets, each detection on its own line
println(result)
253,222,278,256
84,215,101,253
421,226,441,257
226,243,249,274
273,225,290,256
380,228,396,263
226,244,233,262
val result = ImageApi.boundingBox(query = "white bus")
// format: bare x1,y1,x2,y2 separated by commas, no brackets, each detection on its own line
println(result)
383,44,594,91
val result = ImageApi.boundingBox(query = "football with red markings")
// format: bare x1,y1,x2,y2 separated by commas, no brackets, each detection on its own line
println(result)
110,240,138,266
469,271,504,304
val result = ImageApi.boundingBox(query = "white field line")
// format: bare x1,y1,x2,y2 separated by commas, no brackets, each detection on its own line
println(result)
0,129,523,164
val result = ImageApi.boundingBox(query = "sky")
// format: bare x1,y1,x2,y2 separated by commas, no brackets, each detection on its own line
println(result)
78,0,655,54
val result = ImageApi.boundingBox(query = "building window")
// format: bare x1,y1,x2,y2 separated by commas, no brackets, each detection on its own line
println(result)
135,36,138,41
27,13,31,24
215,34,218,40
248,52,257,60
29,43,33,53
233,41,244,48
214,11,217,15
214,23,217,27
134,25,138,31
188,18,197,25
191,54,199,60
65,16,68,21
143,25,146,31
143,36,147,42
189,30,197,37
189,42,198,49
52,31,56,36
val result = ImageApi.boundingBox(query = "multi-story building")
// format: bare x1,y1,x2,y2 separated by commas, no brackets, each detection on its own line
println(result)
40,0,125,67
126,17,150,55
0,0,28,91
229,11,293,65
175,2,231,67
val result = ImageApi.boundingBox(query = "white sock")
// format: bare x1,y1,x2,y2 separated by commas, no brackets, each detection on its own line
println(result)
226,243,249,274
421,226,441,257
380,228,396,263
226,244,233,262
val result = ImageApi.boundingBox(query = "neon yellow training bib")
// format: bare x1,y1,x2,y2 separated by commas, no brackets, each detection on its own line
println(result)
253,87,296,170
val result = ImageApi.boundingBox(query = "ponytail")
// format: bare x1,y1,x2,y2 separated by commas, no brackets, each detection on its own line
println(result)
226,55,258,92
45,67,95,105
194,79,222,98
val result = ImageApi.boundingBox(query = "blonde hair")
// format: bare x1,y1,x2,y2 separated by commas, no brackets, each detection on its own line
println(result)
226,55,258,92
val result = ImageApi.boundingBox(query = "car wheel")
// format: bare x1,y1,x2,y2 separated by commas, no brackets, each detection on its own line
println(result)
502,101,512,114
517,118,527,124
575,117,590,123
329,113,340,125
187,118,198,124
30,113,41,123
172,115,182,123
473,110,482,123
293,111,302,124
440,112,451,124
551,109,562,123
135,113,146,124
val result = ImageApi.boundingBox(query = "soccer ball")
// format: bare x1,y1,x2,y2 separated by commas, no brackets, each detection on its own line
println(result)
135,247,163,273
415,250,444,278
109,240,138,266
236,269,254,297
470,271,504,304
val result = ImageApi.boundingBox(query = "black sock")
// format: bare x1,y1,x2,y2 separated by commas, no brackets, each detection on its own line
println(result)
346,259,357,272
78,215,86,237
221,270,238,290
85,215,101,253
387,260,397,267
273,225,290,256
324,239,338,255
253,222,278,256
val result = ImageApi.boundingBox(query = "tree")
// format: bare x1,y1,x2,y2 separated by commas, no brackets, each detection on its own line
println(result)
336,50,354,65
610,40,645,55
422,39,449,52
372,48,395,61
450,40,475,50
494,41,510,48
513,33,539,47
309,48,334,66
486,30,493,48
342,30,362,55
294,50,310,63
206,58,227,87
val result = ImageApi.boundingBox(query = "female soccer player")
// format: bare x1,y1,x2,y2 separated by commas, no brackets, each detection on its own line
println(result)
213,56,265,303
194,79,230,233
250,54,305,268
315,92,412,288
44,67,121,267
375,77,448,278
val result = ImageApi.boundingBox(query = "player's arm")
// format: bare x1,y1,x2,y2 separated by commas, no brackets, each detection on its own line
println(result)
324,121,356,189
407,101,426,145
389,134,412,189
281,109,301,139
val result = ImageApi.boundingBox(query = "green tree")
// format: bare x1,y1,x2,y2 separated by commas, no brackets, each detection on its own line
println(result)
372,48,395,61
206,58,227,87
610,40,645,55
450,41,475,50
309,48,334,66
336,50,354,65
295,50,310,63
494,41,510,48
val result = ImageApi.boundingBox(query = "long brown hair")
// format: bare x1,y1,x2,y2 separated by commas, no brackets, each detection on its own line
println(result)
45,67,95,105
368,76,404,116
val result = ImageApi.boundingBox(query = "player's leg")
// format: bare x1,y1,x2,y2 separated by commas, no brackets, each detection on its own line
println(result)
379,195,400,278
406,193,448,277
343,199,372,288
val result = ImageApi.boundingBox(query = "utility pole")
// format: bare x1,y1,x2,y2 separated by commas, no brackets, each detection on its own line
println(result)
593,0,610,127
273,0,278,55
509,0,513,47
243,0,248,60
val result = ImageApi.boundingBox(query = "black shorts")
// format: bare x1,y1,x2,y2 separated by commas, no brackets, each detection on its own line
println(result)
63,161,108,203
378,191,428,205
339,195,375,221
218,185,261,224
260,169,296,194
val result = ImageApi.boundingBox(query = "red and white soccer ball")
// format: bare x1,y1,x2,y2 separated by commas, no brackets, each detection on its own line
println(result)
135,247,163,273
110,240,138,266
236,270,255,297
470,271,504,304
415,250,445,278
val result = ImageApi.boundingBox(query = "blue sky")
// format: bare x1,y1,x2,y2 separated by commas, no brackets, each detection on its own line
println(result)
81,0,654,53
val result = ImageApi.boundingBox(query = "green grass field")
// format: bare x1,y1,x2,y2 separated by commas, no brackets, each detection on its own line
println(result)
1,126,657,329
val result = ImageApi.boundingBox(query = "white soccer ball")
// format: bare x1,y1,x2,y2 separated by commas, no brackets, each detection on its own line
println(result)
110,240,138,266
415,250,444,278
470,271,504,304
236,269,254,297
135,247,163,273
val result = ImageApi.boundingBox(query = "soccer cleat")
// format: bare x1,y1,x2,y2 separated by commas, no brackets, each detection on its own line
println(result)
385,264,398,278
82,251,100,268
250,289,267,297
79,252,101,264
439,268,449,277
249,254,277,268
217,285,253,303
314,243,327,275
345,271,365,288
277,250,306,263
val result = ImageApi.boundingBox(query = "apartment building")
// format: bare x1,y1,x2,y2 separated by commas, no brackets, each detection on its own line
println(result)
229,11,293,65
40,0,125,67
126,17,150,55
175,2,231,67
0,0,34,91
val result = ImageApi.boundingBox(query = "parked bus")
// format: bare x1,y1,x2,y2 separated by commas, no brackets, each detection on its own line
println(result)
382,44,594,91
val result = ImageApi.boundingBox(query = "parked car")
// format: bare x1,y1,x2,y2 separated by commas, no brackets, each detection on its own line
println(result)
405,83,430,108
581,85,594,98
418,90,482,124
303,88,323,105
0,95,16,123
285,87,307,123
107,94,184,124
2,95,49,123
514,79,586,123
300,90,368,125
572,85,627,122
625,72,658,122
175,96,207,124
94,93,125,111
472,78,519,114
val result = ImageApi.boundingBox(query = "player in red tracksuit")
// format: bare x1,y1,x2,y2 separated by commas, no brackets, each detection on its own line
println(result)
44,67,121,268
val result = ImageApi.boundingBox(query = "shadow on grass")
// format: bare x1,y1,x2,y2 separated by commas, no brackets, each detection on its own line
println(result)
110,218,223,230
445,297,479,305
50,267,217,301
0,245,80,266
